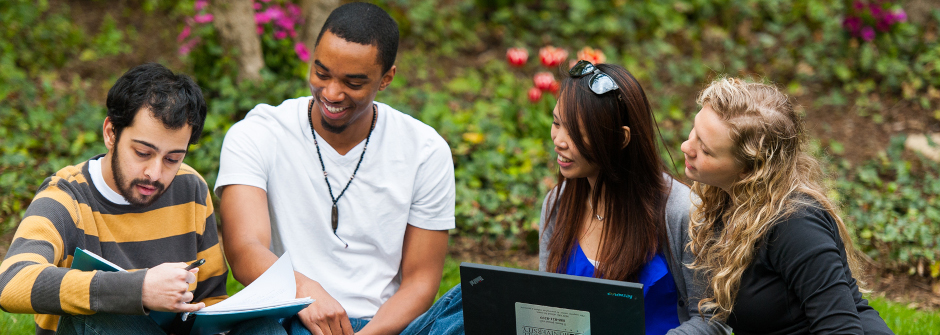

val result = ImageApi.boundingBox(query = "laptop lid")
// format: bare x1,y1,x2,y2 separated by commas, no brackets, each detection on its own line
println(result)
460,262,644,335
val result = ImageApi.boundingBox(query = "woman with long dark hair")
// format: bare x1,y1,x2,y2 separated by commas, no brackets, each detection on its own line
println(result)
538,61,729,335
682,78,892,334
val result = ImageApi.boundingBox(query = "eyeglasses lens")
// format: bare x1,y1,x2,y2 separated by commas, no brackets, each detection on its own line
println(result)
589,73,618,95
568,60,618,95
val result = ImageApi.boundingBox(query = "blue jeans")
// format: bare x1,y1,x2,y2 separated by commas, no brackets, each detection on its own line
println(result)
399,284,464,335
285,284,465,335
285,316,370,334
55,313,287,335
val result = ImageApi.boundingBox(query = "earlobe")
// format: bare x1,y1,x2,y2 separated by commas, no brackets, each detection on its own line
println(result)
621,126,631,149
103,118,115,150
379,65,396,91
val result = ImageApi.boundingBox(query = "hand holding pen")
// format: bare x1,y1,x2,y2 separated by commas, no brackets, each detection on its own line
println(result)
142,259,207,313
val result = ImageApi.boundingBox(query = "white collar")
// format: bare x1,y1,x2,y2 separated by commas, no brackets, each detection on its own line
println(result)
88,157,131,205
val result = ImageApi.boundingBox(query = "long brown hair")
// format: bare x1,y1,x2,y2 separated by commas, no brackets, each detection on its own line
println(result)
544,64,669,282
686,78,864,320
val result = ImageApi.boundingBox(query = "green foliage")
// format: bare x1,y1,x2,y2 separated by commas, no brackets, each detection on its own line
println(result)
0,311,33,334
0,0,110,232
868,296,940,334
834,137,940,271
382,54,556,237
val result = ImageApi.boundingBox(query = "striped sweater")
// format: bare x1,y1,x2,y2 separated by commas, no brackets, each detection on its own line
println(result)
0,157,228,334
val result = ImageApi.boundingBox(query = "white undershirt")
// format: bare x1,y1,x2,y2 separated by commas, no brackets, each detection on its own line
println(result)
88,157,131,205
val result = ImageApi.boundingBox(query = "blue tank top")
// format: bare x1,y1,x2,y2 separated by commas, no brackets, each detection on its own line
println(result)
564,243,680,335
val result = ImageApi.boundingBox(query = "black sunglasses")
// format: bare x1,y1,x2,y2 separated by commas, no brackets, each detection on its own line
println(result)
568,60,619,95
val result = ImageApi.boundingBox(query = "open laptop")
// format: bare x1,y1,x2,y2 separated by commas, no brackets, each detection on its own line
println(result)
461,262,645,335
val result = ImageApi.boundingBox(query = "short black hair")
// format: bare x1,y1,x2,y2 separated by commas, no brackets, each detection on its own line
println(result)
315,2,399,74
106,63,208,145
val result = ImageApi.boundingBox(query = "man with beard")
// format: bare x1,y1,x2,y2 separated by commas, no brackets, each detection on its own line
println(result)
0,63,285,335
216,3,456,335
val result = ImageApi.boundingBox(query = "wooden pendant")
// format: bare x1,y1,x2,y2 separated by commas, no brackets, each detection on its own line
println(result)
331,203,339,232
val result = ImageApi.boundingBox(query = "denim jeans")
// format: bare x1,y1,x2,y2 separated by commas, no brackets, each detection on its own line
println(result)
400,284,464,335
285,284,465,335
55,313,287,335
285,316,370,334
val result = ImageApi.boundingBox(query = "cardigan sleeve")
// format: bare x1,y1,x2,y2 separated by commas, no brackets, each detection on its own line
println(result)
663,178,731,335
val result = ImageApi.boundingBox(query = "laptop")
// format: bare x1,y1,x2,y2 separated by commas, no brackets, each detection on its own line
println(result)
461,262,645,335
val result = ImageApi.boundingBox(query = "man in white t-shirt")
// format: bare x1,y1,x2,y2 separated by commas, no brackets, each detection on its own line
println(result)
215,3,455,335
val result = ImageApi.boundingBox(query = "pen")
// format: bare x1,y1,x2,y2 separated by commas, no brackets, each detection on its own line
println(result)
185,258,205,271
180,259,205,322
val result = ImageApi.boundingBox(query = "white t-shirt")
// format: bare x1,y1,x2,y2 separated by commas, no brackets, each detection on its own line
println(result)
215,98,456,319
88,156,131,205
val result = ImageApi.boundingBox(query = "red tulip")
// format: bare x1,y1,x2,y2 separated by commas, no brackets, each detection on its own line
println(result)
528,87,542,102
576,46,606,65
548,81,560,94
506,48,528,67
533,72,556,91
539,46,568,68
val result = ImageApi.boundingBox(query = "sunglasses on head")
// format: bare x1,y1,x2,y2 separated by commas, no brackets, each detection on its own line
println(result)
568,60,619,95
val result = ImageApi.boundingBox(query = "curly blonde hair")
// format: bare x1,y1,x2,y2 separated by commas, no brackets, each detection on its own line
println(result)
686,77,863,321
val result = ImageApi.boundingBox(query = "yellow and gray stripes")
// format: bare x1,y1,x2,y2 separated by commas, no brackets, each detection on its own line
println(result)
0,158,228,334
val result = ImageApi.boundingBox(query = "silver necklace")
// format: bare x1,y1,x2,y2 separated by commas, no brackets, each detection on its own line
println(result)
588,198,604,221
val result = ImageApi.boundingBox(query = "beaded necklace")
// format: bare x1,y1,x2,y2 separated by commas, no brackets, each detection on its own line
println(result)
307,100,377,247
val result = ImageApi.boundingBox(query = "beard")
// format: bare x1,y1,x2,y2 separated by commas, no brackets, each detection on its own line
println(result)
321,117,349,134
111,146,166,207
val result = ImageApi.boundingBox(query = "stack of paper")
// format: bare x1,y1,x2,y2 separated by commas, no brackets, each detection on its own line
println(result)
189,252,313,334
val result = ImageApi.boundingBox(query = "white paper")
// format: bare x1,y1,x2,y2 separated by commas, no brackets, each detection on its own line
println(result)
515,302,591,335
199,252,312,313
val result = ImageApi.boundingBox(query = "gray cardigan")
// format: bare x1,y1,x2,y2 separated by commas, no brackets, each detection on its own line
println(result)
538,177,731,335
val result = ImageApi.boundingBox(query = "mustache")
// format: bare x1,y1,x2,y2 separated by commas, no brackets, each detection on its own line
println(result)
131,179,165,191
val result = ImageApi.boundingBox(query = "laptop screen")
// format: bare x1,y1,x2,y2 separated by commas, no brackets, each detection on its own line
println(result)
461,262,645,335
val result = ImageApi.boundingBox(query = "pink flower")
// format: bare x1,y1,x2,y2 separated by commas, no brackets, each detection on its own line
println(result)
893,9,907,23
853,1,864,11
842,16,862,34
193,13,214,24
506,48,528,67
295,42,310,62
265,7,284,21
539,46,568,68
254,2,262,10
276,16,295,30
876,18,891,32
287,3,303,19
274,31,287,40
178,37,201,55
177,26,191,43
256,25,264,35
195,0,208,12
533,72,556,91
576,46,606,65
528,87,542,103
255,12,272,24
861,26,875,41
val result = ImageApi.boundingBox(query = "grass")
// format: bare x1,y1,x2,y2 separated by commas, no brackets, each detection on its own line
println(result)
1,256,936,334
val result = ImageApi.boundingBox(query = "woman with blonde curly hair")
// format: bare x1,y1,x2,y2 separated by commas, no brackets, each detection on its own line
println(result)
680,78,893,334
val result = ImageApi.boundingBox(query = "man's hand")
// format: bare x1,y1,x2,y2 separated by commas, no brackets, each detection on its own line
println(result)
295,273,354,335
141,263,204,313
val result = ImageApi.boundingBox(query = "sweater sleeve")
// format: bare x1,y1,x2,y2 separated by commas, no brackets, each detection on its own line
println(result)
538,186,560,272
766,207,866,334
191,182,229,307
663,178,731,335
0,178,146,316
